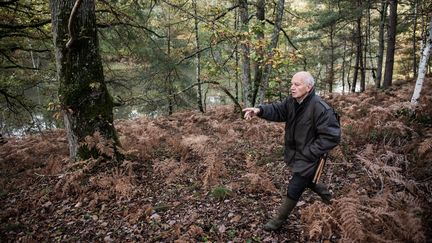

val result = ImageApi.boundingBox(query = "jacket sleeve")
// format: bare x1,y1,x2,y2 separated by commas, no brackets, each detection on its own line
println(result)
308,102,341,158
257,98,289,122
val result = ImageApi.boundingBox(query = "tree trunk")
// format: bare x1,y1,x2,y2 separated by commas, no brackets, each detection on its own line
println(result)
341,39,347,94
359,0,366,92
412,0,418,78
238,0,252,107
234,9,240,101
411,16,432,105
361,26,366,93
49,0,120,161
193,0,204,113
347,40,354,92
383,0,398,89
257,0,284,104
252,0,265,106
366,0,376,90
167,11,174,115
376,0,387,89
329,24,335,93
352,8,362,93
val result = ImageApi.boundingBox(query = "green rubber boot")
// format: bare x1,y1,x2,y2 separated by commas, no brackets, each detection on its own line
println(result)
263,197,297,231
311,183,332,204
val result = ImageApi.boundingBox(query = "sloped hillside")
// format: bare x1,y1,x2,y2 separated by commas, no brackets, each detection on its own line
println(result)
1,78,431,242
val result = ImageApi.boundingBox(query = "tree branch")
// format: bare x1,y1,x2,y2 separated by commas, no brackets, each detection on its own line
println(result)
0,0,18,7
0,19,51,29
96,21,166,38
66,0,83,49
265,18,298,50
0,50,39,70
98,0,166,38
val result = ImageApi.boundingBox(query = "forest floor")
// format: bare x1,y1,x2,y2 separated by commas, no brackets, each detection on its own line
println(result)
1,78,432,242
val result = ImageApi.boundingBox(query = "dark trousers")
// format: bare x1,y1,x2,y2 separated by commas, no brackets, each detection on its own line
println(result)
286,172,316,201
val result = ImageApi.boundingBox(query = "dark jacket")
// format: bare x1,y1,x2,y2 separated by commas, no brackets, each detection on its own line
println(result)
258,89,341,177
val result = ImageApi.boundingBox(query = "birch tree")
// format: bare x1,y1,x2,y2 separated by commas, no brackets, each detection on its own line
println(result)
411,16,432,105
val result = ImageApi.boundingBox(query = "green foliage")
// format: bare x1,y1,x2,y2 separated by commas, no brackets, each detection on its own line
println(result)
210,186,231,201
227,229,237,238
1,0,430,135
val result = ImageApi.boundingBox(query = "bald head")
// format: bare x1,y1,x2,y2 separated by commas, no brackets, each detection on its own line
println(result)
290,71,314,102
292,71,315,87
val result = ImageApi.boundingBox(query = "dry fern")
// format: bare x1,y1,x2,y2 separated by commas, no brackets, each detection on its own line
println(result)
181,135,209,156
82,131,115,158
241,173,278,194
335,196,365,242
418,137,432,157
202,154,227,188
153,158,189,184
301,202,340,241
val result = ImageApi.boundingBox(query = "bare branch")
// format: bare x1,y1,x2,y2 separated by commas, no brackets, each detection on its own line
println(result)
265,18,298,50
0,19,51,29
0,50,40,70
66,0,83,49
98,0,166,38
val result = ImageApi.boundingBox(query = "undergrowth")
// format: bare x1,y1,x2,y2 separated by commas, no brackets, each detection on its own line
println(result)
1,78,431,242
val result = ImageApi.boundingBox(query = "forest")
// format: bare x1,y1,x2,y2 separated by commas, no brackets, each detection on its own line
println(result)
1,0,432,242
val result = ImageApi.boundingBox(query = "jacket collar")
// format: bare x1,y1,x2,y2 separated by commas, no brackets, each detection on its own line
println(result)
295,87,316,105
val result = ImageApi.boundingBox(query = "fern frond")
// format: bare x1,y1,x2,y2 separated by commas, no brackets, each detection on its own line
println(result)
335,197,365,242
202,154,226,188
418,137,432,156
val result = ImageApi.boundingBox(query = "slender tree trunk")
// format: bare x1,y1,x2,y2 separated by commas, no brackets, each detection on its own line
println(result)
341,39,347,94
193,0,204,112
411,16,432,105
257,0,284,104
238,0,251,107
366,0,376,88
383,0,398,89
252,0,265,106
352,8,362,93
361,28,366,93
412,0,418,78
234,9,240,101
329,24,335,93
347,40,353,92
50,0,120,161
376,0,387,89
167,11,174,115
359,0,366,92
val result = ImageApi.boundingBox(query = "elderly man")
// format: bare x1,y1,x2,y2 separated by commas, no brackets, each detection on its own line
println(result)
243,71,341,231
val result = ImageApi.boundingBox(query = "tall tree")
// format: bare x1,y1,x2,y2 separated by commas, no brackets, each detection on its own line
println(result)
411,0,419,78
193,0,204,112
238,0,252,107
49,0,120,160
383,0,398,89
252,0,265,106
256,0,284,104
411,16,432,105
375,0,387,89
328,22,336,93
352,0,363,93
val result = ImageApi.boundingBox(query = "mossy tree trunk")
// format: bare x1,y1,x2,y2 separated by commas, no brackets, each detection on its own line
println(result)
49,0,120,161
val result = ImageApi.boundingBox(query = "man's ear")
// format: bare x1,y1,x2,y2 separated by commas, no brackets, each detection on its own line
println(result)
307,85,313,92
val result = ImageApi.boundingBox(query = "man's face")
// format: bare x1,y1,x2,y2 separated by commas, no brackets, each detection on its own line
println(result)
290,74,312,100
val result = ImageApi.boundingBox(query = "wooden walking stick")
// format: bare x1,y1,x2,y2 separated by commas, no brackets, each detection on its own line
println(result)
313,154,327,184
